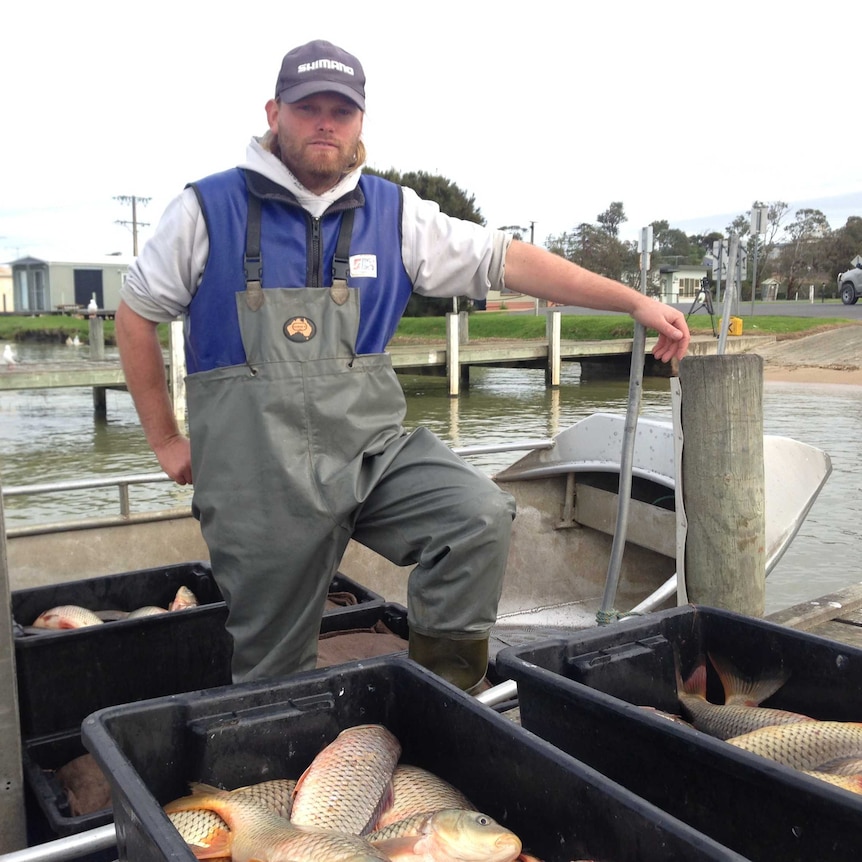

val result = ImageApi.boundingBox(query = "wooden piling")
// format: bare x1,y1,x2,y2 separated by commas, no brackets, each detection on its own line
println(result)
88,314,105,360
679,353,766,615
446,312,461,397
545,310,561,387
169,320,187,427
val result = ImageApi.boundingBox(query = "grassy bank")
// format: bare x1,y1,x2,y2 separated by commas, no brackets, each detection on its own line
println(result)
391,312,853,343
0,311,852,348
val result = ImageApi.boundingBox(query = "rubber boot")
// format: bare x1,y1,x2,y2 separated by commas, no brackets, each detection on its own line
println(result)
408,630,489,694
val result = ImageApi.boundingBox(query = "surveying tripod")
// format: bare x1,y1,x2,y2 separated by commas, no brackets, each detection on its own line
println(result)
686,285,717,337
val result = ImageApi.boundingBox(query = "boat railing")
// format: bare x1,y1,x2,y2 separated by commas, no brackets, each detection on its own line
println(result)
1,439,555,539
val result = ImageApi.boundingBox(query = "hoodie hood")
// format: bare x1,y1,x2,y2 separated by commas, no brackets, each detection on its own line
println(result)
240,137,363,219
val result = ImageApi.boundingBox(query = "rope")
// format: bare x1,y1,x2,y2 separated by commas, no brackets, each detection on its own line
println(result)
595,608,645,626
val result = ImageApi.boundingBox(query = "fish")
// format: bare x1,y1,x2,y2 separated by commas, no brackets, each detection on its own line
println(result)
813,756,862,776
168,807,230,855
375,765,473,829
677,653,814,740
170,585,200,611
168,778,296,852
164,786,390,862
368,808,522,862
727,721,862,770
127,606,169,618
31,605,104,629
290,724,401,835
801,771,862,795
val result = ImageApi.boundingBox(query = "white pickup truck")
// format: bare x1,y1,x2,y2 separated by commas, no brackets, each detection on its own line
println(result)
838,265,862,305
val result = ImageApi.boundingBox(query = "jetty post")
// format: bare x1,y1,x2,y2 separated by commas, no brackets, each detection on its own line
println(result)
0,482,27,850
545,310,561,387
88,313,108,414
445,311,470,397
679,353,766,615
169,320,187,427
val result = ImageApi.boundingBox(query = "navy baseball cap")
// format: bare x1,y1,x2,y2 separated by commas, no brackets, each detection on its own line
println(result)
275,39,365,110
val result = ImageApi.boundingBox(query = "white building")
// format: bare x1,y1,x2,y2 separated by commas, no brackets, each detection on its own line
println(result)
10,255,131,313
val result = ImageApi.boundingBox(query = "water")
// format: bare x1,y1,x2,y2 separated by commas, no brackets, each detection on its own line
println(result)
2,344,860,615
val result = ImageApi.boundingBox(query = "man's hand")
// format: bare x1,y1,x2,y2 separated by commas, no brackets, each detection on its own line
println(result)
154,434,193,486
631,301,691,363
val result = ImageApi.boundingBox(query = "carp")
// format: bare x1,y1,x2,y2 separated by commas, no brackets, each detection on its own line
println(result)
290,724,401,835
368,808,522,862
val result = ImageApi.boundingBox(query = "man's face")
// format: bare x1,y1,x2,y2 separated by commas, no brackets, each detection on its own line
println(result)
265,92,363,193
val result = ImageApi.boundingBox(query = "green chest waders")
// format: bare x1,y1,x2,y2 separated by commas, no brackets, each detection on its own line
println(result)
187,201,515,689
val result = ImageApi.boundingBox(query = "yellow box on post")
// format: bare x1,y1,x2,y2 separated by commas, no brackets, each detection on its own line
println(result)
728,317,743,336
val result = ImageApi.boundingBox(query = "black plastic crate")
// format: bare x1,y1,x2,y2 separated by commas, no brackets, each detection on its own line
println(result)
22,731,113,838
13,564,387,738
496,604,862,862
81,656,747,862
12,562,233,738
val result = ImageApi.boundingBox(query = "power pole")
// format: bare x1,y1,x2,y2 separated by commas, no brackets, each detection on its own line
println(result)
114,195,151,256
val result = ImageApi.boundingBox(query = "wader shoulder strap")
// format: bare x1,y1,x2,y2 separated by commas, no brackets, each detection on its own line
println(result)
243,196,356,308
244,193,264,310
330,207,355,306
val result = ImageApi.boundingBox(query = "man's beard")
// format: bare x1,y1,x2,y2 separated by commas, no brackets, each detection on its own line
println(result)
274,129,358,189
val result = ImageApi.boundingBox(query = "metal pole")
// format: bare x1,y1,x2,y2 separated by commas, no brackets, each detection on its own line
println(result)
717,233,738,356
0,824,116,862
598,226,650,623
0,476,26,852
750,235,760,317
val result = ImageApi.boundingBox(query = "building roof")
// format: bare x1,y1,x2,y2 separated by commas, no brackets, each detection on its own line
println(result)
9,254,133,267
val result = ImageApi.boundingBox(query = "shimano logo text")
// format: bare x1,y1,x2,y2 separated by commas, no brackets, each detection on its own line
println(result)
298,59,355,76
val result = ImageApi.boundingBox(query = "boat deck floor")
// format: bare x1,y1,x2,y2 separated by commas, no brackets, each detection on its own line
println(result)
486,582,862,666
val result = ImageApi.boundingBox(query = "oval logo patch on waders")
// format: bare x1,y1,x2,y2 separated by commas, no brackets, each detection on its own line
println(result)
283,317,317,342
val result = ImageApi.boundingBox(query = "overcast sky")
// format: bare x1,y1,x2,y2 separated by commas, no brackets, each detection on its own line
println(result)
2,0,858,263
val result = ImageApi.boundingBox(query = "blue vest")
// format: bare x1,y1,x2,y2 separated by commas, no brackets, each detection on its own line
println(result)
186,169,413,374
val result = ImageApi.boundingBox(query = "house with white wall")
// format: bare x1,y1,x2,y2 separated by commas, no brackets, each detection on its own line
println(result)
0,265,12,312
10,255,131,312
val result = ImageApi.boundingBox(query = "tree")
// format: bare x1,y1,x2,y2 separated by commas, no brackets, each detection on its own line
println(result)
650,220,703,265
597,202,626,238
827,216,862,279
364,167,483,315
776,208,832,298
547,217,638,286
364,167,484,224
725,201,788,300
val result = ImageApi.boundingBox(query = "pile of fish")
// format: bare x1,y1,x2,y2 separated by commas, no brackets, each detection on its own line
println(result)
164,723,547,862
22,585,200,632
677,652,862,795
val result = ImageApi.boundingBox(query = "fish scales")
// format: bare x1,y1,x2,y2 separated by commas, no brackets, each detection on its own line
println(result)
167,780,296,850
165,787,389,862
727,721,862,770
290,724,401,835
168,807,230,851
375,764,473,829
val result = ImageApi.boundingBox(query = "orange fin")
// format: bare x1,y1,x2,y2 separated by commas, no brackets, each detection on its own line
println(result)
190,829,231,859
708,652,790,706
680,655,708,698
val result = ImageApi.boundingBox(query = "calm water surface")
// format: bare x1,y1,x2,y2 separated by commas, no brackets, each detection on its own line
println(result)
1,343,859,614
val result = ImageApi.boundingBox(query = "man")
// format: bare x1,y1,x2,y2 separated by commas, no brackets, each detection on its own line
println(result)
117,39,690,692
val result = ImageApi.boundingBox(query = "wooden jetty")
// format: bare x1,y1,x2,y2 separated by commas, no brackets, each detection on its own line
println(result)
767,582,862,649
0,312,769,416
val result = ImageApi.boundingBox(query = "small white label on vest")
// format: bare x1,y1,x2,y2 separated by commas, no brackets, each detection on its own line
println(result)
349,255,377,278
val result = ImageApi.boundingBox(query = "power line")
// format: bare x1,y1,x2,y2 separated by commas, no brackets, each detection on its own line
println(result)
114,195,151,256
